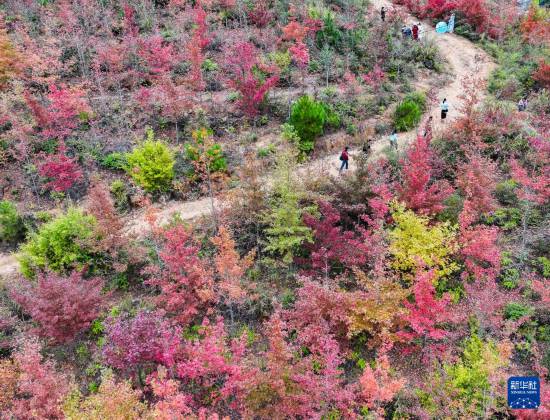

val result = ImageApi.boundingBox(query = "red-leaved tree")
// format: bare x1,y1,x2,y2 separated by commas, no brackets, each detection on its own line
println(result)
223,42,279,117
103,311,182,374
398,134,453,216
186,0,210,91
176,317,246,411
359,338,405,418
25,84,90,140
398,269,453,357
10,271,105,344
38,142,83,192
303,201,370,278
146,225,216,325
11,338,69,419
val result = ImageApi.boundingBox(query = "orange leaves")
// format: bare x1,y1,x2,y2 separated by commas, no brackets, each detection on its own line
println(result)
359,339,405,417
0,28,19,88
211,226,256,303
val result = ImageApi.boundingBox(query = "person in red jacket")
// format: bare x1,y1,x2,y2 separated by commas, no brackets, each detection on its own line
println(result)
412,23,419,40
339,146,349,173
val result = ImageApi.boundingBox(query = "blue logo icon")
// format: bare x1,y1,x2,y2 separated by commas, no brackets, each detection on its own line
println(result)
508,377,540,409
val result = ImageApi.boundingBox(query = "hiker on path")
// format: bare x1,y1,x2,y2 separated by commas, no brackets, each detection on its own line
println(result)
381,7,386,22
448,13,455,33
412,24,419,40
418,23,425,40
517,97,528,111
440,98,449,121
339,146,350,173
389,130,398,151
402,25,412,38
362,141,371,158
423,116,433,139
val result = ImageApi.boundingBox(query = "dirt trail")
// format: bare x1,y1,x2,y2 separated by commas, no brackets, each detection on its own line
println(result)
0,0,495,277
0,253,18,284
124,0,495,232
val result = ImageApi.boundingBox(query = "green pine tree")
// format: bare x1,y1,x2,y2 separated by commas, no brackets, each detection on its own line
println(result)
262,153,313,264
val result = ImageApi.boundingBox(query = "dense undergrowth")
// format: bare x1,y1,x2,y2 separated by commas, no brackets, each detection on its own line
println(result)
0,0,549,419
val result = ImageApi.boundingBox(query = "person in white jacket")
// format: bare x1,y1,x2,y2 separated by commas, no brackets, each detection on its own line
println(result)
418,22,425,40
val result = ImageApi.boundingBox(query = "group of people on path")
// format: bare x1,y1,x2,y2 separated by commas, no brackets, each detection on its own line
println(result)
338,7,460,173
401,22,425,40
338,100,448,174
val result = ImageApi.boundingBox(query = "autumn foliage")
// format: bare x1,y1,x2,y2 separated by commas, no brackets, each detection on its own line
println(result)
223,42,279,117
0,0,547,418
10,271,105,343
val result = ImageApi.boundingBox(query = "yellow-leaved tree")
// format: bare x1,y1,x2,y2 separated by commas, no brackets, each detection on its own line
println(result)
389,202,459,281
348,269,409,346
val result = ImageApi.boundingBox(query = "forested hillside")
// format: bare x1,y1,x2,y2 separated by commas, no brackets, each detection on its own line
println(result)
0,0,549,418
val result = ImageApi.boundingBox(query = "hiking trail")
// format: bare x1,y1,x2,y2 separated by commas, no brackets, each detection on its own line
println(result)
0,0,495,280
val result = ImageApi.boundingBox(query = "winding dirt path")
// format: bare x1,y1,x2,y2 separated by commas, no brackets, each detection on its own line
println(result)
124,0,495,232
0,0,495,278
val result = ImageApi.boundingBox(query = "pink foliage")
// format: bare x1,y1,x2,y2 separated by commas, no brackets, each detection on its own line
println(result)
138,35,175,76
362,63,386,91
399,270,453,353
146,225,215,325
247,0,272,28
359,340,405,417
243,311,354,418
510,159,550,206
11,338,68,419
147,367,194,418
223,42,279,117
457,153,498,228
395,0,517,39
286,278,353,348
289,41,309,69
303,201,370,276
25,84,90,140
38,142,83,192
10,271,105,344
460,224,501,282
177,317,246,410
187,0,210,91
398,134,453,216
103,311,182,371
460,277,514,331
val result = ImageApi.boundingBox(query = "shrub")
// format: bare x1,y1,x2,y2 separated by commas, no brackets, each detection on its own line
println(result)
288,96,339,154
110,180,130,212
185,128,227,174
0,200,24,244
100,152,128,171
537,256,550,278
125,129,175,192
18,208,97,278
494,179,518,206
393,92,426,132
504,302,533,320
10,271,105,343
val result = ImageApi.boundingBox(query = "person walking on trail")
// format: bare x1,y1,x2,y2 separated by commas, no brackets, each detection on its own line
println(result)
440,98,449,121
362,141,371,158
339,146,350,173
381,7,386,22
423,116,433,139
402,25,412,39
412,23,419,40
448,13,455,33
418,22,425,40
518,97,528,111
389,130,398,151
